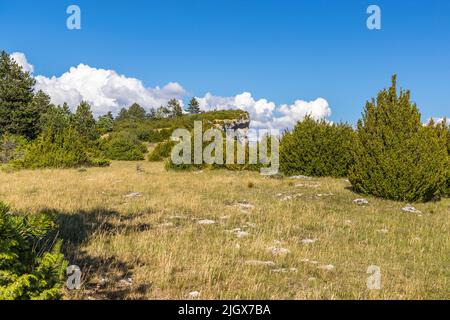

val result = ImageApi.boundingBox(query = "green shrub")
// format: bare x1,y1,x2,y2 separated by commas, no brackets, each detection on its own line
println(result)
0,134,28,163
279,116,354,177
0,202,67,300
101,132,147,161
148,140,176,161
164,134,270,172
14,128,91,169
349,76,449,202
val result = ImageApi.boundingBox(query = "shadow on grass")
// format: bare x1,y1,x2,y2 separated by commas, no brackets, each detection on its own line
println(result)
42,207,150,299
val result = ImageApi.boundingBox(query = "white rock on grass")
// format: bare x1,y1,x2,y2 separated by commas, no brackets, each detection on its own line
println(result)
377,228,389,234
295,183,320,188
124,192,141,199
353,198,369,205
236,231,250,238
301,238,318,245
272,268,298,273
301,259,318,265
289,175,312,180
197,219,215,225
402,205,422,214
268,246,290,256
318,264,335,271
245,260,276,267
188,291,201,298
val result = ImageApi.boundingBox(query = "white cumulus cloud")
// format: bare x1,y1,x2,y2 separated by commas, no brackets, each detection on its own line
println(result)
12,52,332,130
196,92,331,131
34,64,186,117
11,52,34,73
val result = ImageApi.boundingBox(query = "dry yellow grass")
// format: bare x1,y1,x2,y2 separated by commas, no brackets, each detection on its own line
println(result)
1,161,449,299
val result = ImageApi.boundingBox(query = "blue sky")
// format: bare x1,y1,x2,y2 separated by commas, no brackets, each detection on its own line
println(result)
1,0,449,127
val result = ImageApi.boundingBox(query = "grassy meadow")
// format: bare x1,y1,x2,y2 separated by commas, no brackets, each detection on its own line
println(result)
1,161,449,300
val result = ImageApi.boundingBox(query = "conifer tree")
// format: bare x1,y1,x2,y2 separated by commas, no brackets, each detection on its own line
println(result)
73,101,99,141
0,51,37,139
186,97,201,114
349,75,449,201
167,98,183,117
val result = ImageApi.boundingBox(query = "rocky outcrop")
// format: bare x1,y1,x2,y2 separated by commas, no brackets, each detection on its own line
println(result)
212,112,250,142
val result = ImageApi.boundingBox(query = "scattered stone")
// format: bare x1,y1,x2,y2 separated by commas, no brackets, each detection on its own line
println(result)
377,228,389,234
169,215,187,220
245,260,276,267
402,205,422,214
316,193,333,197
124,192,141,199
188,291,201,298
295,183,320,188
353,198,369,205
236,231,250,238
272,268,298,273
301,259,318,265
197,219,215,225
277,193,302,201
318,264,335,271
237,201,254,210
301,238,318,245
289,175,312,180
96,277,108,289
118,277,133,287
268,246,290,256
158,222,174,228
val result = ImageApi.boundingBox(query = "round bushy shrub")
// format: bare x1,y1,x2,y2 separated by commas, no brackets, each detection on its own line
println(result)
148,140,175,162
0,134,28,163
101,132,147,161
280,116,355,177
349,76,449,202
0,202,67,300
15,128,91,169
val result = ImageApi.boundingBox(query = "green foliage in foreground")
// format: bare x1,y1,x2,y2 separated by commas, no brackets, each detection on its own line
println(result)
13,128,93,169
100,132,148,161
0,134,28,164
280,116,355,177
349,76,449,202
0,202,67,300
148,140,175,162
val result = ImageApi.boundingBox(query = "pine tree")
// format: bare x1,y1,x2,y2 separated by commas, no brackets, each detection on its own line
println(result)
127,103,146,121
186,97,201,114
0,51,37,139
167,98,183,118
97,111,114,134
349,75,449,201
73,101,99,141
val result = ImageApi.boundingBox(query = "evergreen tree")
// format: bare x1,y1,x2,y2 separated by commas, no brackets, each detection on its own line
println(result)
116,107,129,122
127,103,146,121
97,111,114,134
0,51,37,139
280,116,354,177
167,98,183,118
349,75,449,201
73,101,99,141
31,90,52,134
186,97,201,114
